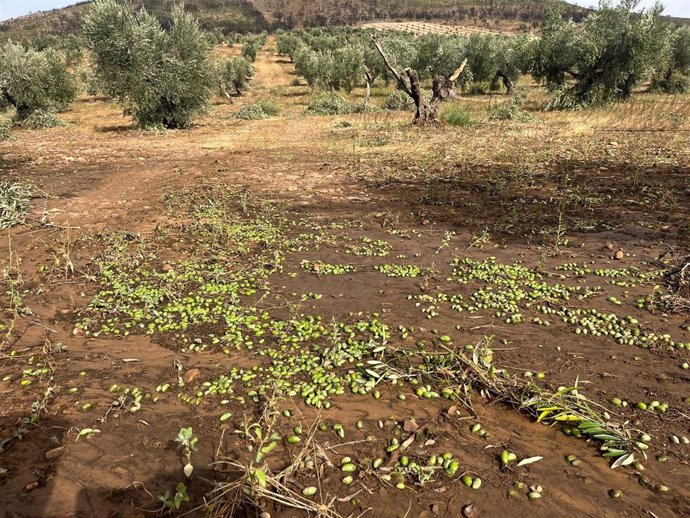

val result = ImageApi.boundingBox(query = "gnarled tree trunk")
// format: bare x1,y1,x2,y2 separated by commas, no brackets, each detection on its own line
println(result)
1,82,32,121
495,70,514,94
372,35,466,125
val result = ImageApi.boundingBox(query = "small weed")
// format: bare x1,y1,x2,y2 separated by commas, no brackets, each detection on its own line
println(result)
176,427,198,478
158,482,190,511
442,106,475,127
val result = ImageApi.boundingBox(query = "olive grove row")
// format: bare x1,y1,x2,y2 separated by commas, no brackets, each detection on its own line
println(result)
1,0,688,129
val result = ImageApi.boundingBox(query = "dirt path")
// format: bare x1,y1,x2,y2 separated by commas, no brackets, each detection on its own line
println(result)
252,39,297,91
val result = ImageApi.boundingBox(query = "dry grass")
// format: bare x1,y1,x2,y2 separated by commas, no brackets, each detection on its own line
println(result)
204,398,346,518
665,257,690,311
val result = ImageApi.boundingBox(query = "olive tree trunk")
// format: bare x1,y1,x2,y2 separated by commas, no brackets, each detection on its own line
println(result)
495,70,514,94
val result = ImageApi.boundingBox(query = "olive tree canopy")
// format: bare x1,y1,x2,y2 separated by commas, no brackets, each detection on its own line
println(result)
0,42,77,121
532,0,672,108
84,0,215,129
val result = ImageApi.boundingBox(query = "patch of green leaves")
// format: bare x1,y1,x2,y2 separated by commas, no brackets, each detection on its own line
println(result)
0,181,31,229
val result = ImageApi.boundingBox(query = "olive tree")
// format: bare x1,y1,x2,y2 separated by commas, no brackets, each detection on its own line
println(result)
651,26,690,93
241,32,268,63
293,47,320,89
463,34,531,93
219,56,254,100
372,35,466,124
532,0,671,108
84,0,215,129
276,31,304,62
413,34,466,80
0,42,77,122
294,45,366,93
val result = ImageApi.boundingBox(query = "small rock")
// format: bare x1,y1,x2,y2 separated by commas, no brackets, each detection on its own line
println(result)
72,328,85,337
25,481,40,492
184,369,201,384
431,504,440,515
403,419,419,433
162,264,175,272
422,219,431,226
45,447,64,461
461,503,478,518
614,249,624,260
606,243,614,251
260,513,271,518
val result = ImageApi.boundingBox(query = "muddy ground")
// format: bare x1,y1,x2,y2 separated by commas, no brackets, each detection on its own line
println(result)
1,42,689,518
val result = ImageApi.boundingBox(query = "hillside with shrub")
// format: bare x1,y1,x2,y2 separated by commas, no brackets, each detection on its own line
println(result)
0,0,590,41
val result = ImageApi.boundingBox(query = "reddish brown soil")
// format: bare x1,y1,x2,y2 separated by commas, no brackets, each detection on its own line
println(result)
1,45,689,518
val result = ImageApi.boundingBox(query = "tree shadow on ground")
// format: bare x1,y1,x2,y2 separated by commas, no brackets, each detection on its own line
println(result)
351,156,690,245
0,410,271,518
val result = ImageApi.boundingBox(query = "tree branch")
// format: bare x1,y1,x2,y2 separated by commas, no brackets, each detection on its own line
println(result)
371,34,411,96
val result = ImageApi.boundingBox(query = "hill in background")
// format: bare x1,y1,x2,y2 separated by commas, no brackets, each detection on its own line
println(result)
0,0,590,42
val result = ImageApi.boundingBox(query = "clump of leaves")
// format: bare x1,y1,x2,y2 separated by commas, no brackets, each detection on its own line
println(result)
442,105,475,127
0,181,32,229
350,102,380,114
158,482,190,511
489,92,533,122
384,90,415,111
234,100,280,120
652,70,690,94
305,93,354,115
17,109,65,129
0,120,14,141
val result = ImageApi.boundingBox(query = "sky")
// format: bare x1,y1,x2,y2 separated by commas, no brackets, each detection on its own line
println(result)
0,0,689,22
570,0,689,17
1,1,82,21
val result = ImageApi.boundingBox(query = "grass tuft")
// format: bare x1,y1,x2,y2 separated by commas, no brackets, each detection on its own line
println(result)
442,105,475,127
233,100,280,120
